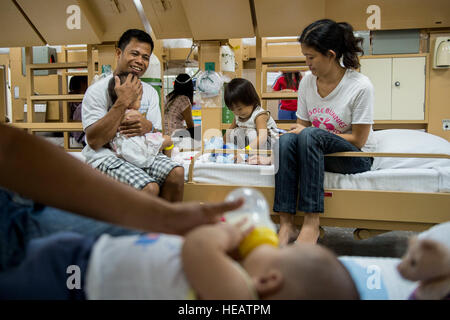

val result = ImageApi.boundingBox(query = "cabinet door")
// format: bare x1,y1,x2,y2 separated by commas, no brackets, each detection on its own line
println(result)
391,57,425,120
360,58,392,120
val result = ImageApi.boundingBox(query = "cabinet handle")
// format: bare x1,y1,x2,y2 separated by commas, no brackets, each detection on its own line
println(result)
394,81,400,87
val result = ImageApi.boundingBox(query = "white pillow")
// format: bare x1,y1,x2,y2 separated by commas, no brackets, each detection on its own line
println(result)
372,129,450,170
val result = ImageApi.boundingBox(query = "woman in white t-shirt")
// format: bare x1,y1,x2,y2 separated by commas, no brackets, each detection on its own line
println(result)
274,19,376,245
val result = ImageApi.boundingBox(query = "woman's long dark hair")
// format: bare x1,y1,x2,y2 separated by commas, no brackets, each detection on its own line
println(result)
299,19,364,69
284,72,301,90
165,73,194,110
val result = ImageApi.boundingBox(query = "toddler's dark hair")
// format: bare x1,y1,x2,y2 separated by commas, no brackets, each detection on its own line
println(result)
224,78,260,110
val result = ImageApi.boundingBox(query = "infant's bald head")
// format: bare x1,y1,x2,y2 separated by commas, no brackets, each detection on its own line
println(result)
244,243,359,300
281,243,359,299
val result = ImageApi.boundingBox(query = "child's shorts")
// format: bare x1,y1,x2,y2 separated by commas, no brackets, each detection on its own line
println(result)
97,153,182,189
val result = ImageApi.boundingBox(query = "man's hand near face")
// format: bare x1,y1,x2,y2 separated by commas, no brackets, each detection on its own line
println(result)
114,73,141,111
119,109,153,137
115,74,153,137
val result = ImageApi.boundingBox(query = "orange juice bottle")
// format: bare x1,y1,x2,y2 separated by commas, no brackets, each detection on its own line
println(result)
224,188,279,258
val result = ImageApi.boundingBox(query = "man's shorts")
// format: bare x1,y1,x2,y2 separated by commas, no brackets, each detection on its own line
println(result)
96,153,182,190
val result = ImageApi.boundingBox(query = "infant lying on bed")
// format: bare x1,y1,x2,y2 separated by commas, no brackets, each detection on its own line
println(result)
4,218,447,299
0,221,359,300
107,72,174,168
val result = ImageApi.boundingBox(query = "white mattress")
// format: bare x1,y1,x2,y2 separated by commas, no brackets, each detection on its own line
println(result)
70,151,449,193
324,167,448,193
182,154,450,193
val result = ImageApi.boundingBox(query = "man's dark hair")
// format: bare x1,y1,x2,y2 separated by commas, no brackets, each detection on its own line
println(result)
118,29,154,52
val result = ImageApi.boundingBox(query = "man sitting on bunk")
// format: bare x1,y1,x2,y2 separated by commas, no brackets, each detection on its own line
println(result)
81,29,184,202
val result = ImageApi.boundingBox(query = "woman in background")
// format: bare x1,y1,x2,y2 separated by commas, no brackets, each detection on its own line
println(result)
164,73,195,138
272,72,301,120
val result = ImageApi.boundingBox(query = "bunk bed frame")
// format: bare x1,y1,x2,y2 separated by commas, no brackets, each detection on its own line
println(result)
183,149,450,239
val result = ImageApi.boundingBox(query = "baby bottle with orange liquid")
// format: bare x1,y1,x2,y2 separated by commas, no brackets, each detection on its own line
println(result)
224,188,279,258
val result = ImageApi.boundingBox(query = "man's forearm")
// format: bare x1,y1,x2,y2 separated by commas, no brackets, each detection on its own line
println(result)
86,102,127,150
0,124,173,232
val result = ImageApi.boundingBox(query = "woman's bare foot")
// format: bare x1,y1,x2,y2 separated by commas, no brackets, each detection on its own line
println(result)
278,212,299,246
296,213,321,244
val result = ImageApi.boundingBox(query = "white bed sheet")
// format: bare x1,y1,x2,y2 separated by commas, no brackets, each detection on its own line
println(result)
182,154,449,193
70,151,448,193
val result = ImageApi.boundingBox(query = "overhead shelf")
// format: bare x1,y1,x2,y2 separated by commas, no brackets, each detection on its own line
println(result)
30,94,84,101
11,122,83,131
29,62,88,70
261,92,298,99
262,57,306,64
266,66,310,72
63,71,89,77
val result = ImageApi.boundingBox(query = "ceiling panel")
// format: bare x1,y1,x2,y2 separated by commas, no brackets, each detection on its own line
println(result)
0,0,45,47
141,0,192,39
254,0,325,37
326,0,450,30
180,0,254,40
87,0,145,42
17,0,102,45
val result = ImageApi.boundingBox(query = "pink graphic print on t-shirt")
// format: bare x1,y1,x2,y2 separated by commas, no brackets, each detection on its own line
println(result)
308,107,348,134
312,116,335,131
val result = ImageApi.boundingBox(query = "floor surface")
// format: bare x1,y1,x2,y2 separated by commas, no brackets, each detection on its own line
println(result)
318,227,417,258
